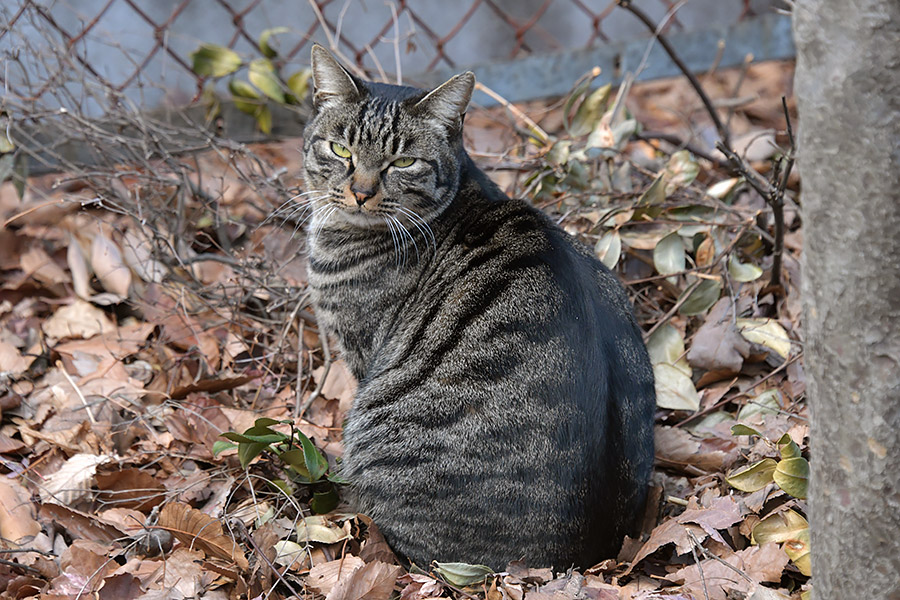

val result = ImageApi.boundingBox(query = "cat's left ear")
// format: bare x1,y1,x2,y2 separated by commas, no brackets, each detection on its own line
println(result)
414,71,475,129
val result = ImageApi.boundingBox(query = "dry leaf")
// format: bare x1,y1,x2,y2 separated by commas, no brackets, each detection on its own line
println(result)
308,556,367,595
326,559,401,600
0,477,41,543
42,300,116,340
91,231,132,298
665,543,789,600
157,501,249,570
295,515,353,545
95,467,166,511
38,453,112,506
687,298,750,373
0,340,29,376
39,502,126,543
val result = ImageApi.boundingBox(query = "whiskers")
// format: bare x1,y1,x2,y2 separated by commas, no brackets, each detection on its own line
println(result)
379,204,437,268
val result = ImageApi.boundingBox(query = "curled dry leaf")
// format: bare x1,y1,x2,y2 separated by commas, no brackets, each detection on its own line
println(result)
157,501,250,570
90,231,132,298
295,515,353,544
736,318,792,360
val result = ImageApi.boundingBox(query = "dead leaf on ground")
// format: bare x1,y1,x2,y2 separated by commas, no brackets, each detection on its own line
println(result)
157,501,249,570
38,452,113,506
326,559,401,600
665,543,789,600
0,477,41,544
308,556,367,596
42,300,116,340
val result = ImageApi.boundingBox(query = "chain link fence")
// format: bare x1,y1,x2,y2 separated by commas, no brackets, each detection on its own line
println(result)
2,0,791,115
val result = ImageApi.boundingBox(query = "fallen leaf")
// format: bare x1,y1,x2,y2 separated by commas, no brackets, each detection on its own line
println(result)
736,318,792,360
326,559,401,600
727,459,778,493
308,556,366,595
687,298,750,373
39,502,127,543
38,453,113,506
653,363,700,411
295,515,353,545
42,300,116,340
0,478,40,543
157,501,249,570
665,543,789,600
90,231,132,298
95,467,166,511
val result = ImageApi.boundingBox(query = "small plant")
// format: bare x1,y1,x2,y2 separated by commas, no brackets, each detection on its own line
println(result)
214,417,343,513
190,28,311,133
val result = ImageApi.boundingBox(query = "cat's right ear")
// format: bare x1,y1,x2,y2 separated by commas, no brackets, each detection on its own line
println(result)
310,44,362,109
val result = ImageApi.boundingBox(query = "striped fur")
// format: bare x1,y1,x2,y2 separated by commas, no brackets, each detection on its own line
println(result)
301,46,655,570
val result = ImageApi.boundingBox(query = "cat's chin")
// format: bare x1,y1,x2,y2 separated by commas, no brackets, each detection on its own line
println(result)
327,208,391,229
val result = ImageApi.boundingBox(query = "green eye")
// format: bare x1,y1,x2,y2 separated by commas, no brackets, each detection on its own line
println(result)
392,157,416,168
331,142,352,158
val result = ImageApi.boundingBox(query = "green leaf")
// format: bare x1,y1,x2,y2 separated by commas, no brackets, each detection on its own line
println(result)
726,458,777,492
653,232,686,277
249,58,285,103
254,417,282,428
773,456,809,498
259,26,290,58
731,424,763,437
678,278,722,316
594,230,621,269
751,509,808,545
783,527,811,576
310,486,339,514
191,43,242,77
637,173,666,206
562,77,594,133
212,440,237,456
286,69,312,102
238,441,269,469
776,433,802,460
270,479,293,496
255,104,273,134
280,448,312,479
0,118,14,153
229,79,263,114
299,432,329,482
433,562,494,587
569,84,611,136
728,254,763,282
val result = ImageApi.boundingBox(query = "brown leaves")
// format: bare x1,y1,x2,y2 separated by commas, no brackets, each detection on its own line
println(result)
157,501,249,570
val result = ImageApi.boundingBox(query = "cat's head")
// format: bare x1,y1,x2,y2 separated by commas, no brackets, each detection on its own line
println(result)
301,45,474,229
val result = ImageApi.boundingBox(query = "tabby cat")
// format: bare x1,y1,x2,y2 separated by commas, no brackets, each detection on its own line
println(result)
301,45,655,570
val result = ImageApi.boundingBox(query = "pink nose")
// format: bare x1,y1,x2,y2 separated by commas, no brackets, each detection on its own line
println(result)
351,183,376,205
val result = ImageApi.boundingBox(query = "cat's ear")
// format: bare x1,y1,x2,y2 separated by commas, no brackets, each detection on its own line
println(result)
310,44,362,108
414,71,475,128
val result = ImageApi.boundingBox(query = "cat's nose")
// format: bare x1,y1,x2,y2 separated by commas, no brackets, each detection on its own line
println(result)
351,183,376,206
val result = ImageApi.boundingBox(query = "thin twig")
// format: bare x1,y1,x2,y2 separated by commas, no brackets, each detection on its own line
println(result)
56,360,97,424
616,0,731,148
297,327,332,418
474,82,550,146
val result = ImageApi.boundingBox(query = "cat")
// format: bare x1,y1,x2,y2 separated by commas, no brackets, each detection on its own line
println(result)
300,44,656,570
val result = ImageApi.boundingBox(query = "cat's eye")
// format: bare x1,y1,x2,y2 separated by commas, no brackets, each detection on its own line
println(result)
392,157,416,168
331,142,352,159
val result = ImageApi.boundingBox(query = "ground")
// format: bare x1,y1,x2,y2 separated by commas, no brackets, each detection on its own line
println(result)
0,60,809,599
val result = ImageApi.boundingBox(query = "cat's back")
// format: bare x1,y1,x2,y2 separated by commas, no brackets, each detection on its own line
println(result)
344,170,655,569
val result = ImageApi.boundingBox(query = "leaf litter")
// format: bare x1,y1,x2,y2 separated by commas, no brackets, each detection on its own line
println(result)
0,60,808,599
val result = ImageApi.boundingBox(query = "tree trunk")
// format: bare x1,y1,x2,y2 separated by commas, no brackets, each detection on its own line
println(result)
793,2,900,598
